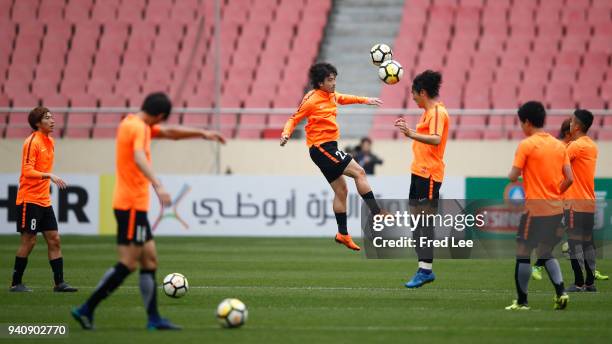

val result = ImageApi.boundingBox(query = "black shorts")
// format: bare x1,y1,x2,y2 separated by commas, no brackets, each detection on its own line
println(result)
516,213,563,248
409,174,442,206
564,209,594,237
15,203,58,233
114,209,153,246
309,141,352,183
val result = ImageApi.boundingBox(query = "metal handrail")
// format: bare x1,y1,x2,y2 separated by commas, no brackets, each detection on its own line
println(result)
2,107,612,115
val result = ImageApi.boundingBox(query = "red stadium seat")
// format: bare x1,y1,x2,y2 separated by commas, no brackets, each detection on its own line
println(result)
91,126,118,138
117,0,145,22
182,113,210,127
64,0,93,22
240,114,267,129
460,115,487,127
598,129,612,141
455,129,483,140
235,129,262,139
509,129,526,140
38,0,66,23
546,84,575,108
483,129,506,140
12,0,41,22
91,0,120,21
268,114,289,128
262,128,283,139
5,126,36,139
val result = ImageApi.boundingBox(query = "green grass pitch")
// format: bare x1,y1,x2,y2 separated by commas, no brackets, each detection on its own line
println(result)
1,235,611,343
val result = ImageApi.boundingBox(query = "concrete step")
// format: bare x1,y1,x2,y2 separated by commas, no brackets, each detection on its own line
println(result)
317,0,405,138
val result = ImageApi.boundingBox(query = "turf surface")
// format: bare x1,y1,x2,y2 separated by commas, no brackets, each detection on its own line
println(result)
1,235,611,343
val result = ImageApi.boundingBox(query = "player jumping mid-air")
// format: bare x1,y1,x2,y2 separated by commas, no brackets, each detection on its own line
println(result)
280,62,384,251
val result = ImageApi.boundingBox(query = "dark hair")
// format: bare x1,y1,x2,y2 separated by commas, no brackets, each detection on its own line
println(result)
28,106,50,130
141,92,172,120
558,118,571,139
517,101,546,128
573,109,593,133
412,70,442,98
309,62,337,89
360,137,372,145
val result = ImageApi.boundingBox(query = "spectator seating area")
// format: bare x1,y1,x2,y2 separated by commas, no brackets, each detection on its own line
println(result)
0,0,330,138
0,0,609,140
373,0,611,140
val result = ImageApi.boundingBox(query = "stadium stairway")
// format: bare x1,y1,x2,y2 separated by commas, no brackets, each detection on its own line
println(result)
319,0,405,138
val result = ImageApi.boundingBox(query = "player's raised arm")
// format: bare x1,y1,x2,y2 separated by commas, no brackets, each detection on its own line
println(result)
336,93,383,106
154,125,226,144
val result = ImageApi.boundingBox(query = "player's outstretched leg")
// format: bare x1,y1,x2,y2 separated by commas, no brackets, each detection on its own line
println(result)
329,176,360,251
43,231,77,292
72,251,135,330
141,241,180,330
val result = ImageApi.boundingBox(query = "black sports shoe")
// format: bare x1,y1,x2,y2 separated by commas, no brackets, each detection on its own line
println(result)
71,307,94,330
54,282,78,292
9,284,32,292
584,284,597,292
565,284,584,292
147,317,182,330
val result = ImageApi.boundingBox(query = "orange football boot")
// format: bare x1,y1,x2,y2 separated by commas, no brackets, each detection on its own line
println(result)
334,233,361,251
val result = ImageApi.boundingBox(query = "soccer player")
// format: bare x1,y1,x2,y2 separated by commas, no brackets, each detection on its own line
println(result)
505,101,573,310
280,62,384,251
531,116,608,282
394,70,449,288
563,109,599,292
531,118,572,280
10,106,77,293
72,93,225,330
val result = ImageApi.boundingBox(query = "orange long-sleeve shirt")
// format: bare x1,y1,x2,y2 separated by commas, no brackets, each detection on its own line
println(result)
16,131,54,207
282,89,368,146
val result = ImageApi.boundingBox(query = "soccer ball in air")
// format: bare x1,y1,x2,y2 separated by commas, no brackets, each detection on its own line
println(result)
216,298,248,328
162,273,189,298
378,60,404,85
370,43,393,66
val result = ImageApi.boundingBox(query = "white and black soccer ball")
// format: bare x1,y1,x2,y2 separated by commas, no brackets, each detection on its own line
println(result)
162,273,189,298
216,298,248,328
378,60,404,85
370,43,393,66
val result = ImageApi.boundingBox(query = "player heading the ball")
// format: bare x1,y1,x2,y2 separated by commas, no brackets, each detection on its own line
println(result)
280,62,385,251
